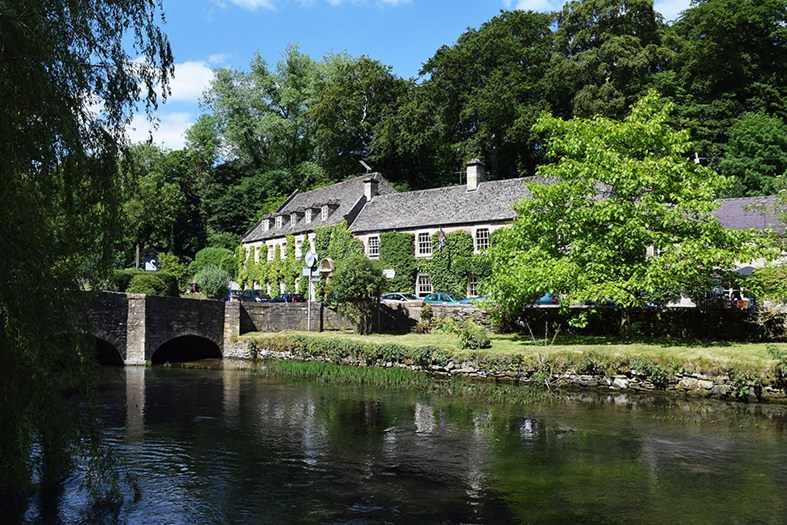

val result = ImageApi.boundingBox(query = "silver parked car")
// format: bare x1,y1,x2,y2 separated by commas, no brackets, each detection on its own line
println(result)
380,292,421,304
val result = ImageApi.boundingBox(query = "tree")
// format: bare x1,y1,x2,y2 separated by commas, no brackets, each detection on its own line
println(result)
670,0,787,158
330,255,386,334
0,0,172,502
418,10,555,179
486,92,774,325
720,113,787,197
203,45,321,185
311,54,408,180
548,0,672,119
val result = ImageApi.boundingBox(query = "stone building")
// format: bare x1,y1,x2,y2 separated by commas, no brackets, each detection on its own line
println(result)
241,160,784,297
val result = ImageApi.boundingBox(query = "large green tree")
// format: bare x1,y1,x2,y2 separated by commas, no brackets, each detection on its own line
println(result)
0,0,171,502
548,0,672,119
417,9,555,179
720,113,787,197
486,92,774,320
671,0,787,157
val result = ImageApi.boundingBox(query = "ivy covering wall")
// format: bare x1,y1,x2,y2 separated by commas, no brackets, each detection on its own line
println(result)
416,230,491,295
378,232,416,293
238,221,363,296
238,223,491,297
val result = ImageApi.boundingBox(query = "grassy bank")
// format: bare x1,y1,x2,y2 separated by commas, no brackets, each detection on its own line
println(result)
238,330,784,380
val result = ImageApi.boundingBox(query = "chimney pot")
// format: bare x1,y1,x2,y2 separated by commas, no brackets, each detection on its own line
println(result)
364,177,379,201
466,159,485,191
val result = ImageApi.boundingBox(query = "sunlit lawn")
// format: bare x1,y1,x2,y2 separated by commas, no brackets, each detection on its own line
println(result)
239,330,784,377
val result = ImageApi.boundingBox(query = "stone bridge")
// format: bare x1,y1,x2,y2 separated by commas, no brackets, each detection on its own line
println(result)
88,292,240,365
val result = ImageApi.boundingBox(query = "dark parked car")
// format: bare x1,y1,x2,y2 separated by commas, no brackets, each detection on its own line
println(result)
422,292,466,305
270,293,306,303
239,290,270,303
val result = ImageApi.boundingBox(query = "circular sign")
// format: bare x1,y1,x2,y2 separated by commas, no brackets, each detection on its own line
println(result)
305,251,318,268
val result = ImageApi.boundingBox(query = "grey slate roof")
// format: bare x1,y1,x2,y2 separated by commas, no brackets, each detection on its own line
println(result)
350,177,533,233
711,196,784,233
242,173,396,242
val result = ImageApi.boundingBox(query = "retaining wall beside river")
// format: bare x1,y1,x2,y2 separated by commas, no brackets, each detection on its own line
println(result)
224,338,787,403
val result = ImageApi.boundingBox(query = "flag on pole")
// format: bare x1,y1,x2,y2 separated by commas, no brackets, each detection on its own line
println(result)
438,227,445,252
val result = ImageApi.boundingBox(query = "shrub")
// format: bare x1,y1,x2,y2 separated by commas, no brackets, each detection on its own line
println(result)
126,273,170,296
458,320,492,350
190,247,236,276
194,265,230,300
113,269,179,296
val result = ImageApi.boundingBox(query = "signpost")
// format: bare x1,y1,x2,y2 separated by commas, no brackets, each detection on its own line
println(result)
304,251,319,331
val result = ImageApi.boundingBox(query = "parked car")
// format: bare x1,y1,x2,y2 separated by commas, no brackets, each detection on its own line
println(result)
270,293,306,303
239,290,270,303
532,292,558,306
226,290,242,302
457,295,489,305
381,292,420,304
422,292,466,305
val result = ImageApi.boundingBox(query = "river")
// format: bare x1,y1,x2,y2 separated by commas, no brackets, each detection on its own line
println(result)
17,361,787,524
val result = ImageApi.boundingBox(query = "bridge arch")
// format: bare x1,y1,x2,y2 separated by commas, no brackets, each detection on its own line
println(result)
150,333,222,365
95,336,124,366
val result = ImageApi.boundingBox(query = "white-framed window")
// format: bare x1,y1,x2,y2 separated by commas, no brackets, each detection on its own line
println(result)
305,209,312,223
275,215,282,228
263,219,270,231
253,246,260,263
267,244,274,261
290,214,296,227
321,205,328,220
245,246,251,260
417,232,432,257
467,274,478,296
416,273,433,297
280,241,287,259
295,238,303,259
367,235,380,258
475,228,490,252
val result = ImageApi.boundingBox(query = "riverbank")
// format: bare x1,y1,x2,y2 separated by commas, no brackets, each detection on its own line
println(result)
226,331,787,403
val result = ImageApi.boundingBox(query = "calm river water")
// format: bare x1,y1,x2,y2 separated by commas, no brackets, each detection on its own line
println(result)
18,361,787,524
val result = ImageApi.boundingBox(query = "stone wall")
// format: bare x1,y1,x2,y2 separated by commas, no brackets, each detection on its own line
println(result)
240,303,353,333
223,338,787,403
87,291,129,361
144,296,226,358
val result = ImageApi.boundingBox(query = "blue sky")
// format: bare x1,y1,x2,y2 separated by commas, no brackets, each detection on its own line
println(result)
129,0,692,149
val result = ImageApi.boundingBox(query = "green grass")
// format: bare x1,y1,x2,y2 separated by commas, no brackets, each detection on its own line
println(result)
238,330,784,378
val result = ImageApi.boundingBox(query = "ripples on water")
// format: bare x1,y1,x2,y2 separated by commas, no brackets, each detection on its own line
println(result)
13,363,787,524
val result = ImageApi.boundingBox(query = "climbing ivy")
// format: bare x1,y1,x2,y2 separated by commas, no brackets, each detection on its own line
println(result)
238,223,489,298
379,231,416,293
238,221,364,298
420,230,475,295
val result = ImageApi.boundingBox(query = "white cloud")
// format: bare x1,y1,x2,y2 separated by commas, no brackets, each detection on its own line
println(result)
502,0,559,11
208,53,230,65
167,61,215,103
127,112,193,150
229,0,277,10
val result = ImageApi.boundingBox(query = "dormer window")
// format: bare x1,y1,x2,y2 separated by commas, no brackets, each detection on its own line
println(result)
263,219,270,231
290,213,296,228
305,209,312,223
321,205,328,220
275,216,282,228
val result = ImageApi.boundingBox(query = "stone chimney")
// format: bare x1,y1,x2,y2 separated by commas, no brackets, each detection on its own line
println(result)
364,176,379,201
466,159,485,191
